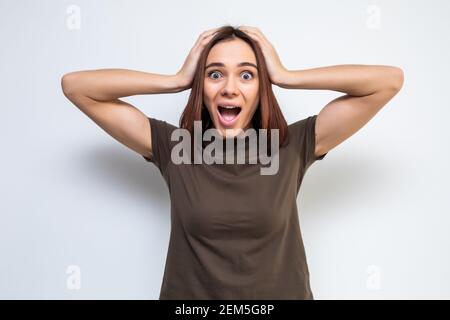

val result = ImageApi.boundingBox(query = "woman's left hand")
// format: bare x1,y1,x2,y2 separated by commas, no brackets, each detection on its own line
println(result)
238,26,288,85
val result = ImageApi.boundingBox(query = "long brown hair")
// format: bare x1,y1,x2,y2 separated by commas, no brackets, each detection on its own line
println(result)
179,25,289,159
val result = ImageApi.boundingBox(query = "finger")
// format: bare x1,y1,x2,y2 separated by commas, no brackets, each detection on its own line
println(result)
239,26,257,36
241,29,260,41
199,32,218,47
198,29,215,40
204,27,220,36
196,29,218,46
202,31,219,42
241,26,264,38
245,30,268,45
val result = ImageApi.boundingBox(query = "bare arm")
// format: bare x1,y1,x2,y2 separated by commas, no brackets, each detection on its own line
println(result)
61,28,221,160
234,27,404,159
61,69,186,159
275,64,404,157
275,64,403,96
61,68,186,100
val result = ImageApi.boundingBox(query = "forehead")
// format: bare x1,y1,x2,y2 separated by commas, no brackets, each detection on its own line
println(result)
206,39,257,66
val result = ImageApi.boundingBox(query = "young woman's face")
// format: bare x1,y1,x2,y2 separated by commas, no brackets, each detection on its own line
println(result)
203,38,260,137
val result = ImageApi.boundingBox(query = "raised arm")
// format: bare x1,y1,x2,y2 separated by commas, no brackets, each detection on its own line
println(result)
60,69,185,159
61,27,221,161
236,26,404,159
275,64,404,158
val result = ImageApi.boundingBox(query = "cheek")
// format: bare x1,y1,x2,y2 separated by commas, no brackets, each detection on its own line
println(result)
203,91,213,107
203,83,218,103
249,91,260,109
246,84,259,101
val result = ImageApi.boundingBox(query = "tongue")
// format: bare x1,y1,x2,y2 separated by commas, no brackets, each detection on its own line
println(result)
221,108,239,121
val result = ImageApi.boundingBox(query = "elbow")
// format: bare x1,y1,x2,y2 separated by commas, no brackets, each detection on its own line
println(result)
61,72,74,98
390,67,404,91
61,72,80,99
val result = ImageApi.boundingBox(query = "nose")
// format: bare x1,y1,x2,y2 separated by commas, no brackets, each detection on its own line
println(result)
220,77,239,96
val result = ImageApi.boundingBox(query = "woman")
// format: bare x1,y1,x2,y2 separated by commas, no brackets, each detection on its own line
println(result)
61,25,404,299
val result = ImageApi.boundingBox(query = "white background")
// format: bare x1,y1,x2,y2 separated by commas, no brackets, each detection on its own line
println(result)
0,0,449,299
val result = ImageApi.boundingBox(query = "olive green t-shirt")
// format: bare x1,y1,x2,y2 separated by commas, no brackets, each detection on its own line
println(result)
143,115,327,299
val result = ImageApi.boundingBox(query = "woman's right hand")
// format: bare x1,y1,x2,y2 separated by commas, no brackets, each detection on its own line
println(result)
176,27,220,90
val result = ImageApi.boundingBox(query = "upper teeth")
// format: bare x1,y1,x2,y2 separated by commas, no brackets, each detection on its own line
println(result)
221,105,240,109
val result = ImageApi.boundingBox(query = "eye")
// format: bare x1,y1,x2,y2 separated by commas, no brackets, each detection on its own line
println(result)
241,71,254,80
207,70,255,80
207,70,221,80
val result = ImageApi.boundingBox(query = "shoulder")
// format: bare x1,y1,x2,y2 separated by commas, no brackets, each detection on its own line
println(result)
287,114,326,162
143,116,179,164
148,117,179,145
148,117,179,133
287,115,317,138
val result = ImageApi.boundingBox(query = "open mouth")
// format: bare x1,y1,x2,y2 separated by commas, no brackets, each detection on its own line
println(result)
217,105,242,126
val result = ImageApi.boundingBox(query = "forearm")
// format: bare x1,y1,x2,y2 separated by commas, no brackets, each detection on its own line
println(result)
61,68,185,102
276,64,404,96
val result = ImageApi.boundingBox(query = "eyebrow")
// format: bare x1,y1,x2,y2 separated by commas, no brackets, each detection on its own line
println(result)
205,62,258,70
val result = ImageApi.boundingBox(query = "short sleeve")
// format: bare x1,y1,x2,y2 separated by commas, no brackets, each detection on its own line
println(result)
142,117,178,176
289,114,327,171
